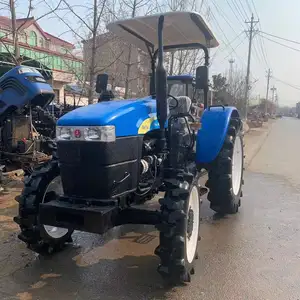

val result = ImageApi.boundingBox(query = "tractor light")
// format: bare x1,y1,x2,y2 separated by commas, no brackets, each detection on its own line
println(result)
84,126,115,142
56,127,71,140
56,126,116,142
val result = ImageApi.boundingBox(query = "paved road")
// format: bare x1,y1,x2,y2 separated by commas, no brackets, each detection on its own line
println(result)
1,117,300,300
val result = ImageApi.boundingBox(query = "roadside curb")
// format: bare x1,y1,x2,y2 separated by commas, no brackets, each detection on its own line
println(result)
244,121,274,168
242,120,250,135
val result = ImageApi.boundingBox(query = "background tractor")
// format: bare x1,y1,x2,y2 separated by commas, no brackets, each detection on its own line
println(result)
0,66,58,174
0,66,83,175
14,11,244,285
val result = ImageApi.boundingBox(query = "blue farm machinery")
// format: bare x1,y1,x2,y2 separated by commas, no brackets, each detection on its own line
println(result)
14,11,244,285
0,66,58,173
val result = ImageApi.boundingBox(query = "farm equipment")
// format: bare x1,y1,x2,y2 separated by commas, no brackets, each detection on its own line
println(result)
14,11,244,284
0,66,57,172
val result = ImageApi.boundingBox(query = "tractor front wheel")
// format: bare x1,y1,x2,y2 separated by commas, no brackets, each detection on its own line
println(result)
155,175,201,285
14,159,73,254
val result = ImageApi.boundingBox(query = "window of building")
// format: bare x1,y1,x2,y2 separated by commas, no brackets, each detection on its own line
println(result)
61,47,68,54
19,32,27,43
47,56,53,67
29,31,37,46
39,38,44,48
45,40,50,49
57,57,62,70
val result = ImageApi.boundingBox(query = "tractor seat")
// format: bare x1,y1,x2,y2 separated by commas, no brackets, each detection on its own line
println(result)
168,96,192,115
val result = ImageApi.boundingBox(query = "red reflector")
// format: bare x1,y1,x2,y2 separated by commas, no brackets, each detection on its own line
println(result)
74,129,81,138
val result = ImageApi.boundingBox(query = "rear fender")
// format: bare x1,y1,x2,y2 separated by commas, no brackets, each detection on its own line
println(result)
196,106,240,164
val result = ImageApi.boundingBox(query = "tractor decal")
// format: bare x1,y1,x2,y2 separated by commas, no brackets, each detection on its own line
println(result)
138,116,157,134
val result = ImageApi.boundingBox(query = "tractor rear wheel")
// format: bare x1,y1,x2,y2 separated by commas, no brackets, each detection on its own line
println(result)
14,159,73,254
155,174,201,285
206,118,244,214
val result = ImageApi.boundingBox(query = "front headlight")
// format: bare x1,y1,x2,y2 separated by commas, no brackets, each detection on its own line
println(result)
56,126,116,142
56,127,71,140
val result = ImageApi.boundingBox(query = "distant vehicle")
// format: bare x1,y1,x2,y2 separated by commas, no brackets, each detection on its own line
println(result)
296,102,300,118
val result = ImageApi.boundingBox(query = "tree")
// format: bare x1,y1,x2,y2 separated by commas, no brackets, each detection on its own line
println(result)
212,74,227,92
52,0,109,104
211,71,247,111
226,69,246,111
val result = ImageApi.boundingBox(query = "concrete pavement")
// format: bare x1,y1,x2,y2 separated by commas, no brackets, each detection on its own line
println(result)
2,117,300,300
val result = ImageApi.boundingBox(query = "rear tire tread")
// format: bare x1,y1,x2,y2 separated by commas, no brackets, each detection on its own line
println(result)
206,118,244,214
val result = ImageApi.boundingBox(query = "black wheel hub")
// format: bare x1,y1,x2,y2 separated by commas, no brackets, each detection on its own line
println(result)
187,207,194,239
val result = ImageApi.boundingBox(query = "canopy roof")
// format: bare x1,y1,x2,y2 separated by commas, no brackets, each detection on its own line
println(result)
168,75,194,81
107,11,219,53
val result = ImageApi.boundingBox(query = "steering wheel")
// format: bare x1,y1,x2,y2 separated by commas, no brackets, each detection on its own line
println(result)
149,93,179,110
168,94,179,110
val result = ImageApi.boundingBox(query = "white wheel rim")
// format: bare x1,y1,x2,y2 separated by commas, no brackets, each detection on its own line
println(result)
42,176,69,239
186,186,200,264
231,135,243,196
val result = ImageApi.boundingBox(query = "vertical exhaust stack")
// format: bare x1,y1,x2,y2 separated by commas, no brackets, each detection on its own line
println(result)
155,15,168,130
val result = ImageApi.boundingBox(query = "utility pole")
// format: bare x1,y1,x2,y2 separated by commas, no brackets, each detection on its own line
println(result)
265,68,271,114
270,86,277,115
244,14,259,118
275,94,278,114
229,58,235,86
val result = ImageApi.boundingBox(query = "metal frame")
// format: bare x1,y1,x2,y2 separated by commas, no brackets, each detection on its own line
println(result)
118,21,210,108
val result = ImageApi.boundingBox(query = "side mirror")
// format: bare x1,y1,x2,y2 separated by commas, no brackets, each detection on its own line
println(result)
195,66,208,90
96,73,108,93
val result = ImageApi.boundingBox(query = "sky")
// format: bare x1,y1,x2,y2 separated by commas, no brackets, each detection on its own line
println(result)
13,0,300,107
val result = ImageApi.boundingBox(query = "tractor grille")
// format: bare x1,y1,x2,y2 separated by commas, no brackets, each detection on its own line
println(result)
57,136,142,199
0,77,26,96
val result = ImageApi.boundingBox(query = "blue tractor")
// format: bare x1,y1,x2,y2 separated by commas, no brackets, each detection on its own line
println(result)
14,12,244,284
0,66,57,171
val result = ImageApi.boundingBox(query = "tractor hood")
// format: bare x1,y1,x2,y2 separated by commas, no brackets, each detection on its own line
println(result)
57,96,160,137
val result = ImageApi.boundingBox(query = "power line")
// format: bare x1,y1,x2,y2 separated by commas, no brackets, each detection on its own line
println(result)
203,3,246,67
222,34,247,61
273,76,300,91
210,0,240,36
259,31,300,46
236,0,249,18
250,0,259,18
225,0,246,29
211,31,245,63
259,34,300,53
244,0,270,68
252,42,263,65
245,0,253,14
230,0,246,21
256,35,270,68
205,1,249,70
